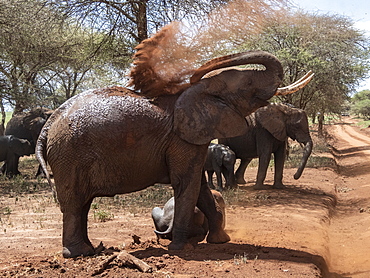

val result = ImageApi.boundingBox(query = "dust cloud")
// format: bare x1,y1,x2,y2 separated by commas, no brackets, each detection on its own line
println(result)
129,0,288,96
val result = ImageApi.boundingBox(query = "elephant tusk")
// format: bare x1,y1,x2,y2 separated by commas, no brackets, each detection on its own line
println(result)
282,71,313,88
275,71,314,96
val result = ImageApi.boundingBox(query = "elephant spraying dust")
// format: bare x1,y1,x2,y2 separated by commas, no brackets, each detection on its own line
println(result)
219,103,313,189
36,24,313,258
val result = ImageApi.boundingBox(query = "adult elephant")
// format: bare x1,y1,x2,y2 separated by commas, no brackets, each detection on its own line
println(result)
4,107,53,175
219,103,313,189
0,135,33,176
36,26,313,258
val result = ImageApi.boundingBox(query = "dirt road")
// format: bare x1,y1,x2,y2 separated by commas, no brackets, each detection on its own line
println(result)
0,118,370,277
326,121,370,277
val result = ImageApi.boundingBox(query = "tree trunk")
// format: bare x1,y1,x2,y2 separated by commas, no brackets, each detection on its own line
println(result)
0,99,5,135
133,0,148,43
318,113,324,138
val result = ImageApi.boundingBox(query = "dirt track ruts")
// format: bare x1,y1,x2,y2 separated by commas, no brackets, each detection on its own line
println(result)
325,122,370,277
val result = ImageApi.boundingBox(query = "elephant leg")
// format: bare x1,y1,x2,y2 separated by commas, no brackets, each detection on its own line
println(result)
5,155,21,176
235,158,252,184
214,169,223,191
81,198,94,249
169,180,200,250
1,162,6,174
12,156,21,175
60,195,95,258
254,152,271,189
168,145,206,250
272,145,285,189
222,166,237,189
196,174,230,244
61,210,95,258
206,170,215,189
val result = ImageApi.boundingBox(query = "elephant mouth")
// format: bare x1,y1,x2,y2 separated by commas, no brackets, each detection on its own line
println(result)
252,96,270,110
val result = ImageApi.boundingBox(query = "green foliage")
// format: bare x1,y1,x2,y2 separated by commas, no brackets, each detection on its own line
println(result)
93,209,114,222
0,0,132,111
351,90,370,119
239,11,370,118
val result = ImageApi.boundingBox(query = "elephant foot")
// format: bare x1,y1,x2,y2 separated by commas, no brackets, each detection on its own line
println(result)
272,183,285,189
206,229,230,244
168,240,186,250
236,178,247,184
226,183,238,190
62,241,95,258
253,184,270,190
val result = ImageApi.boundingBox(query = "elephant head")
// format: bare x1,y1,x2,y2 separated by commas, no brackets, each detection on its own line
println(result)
174,51,313,145
6,107,53,148
255,104,313,180
9,135,33,157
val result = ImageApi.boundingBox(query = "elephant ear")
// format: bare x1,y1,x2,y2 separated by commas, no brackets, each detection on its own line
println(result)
174,83,247,145
8,136,20,155
255,105,286,141
214,146,224,167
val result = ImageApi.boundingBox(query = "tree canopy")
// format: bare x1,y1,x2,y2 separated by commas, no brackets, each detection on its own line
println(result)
351,90,370,119
237,11,370,120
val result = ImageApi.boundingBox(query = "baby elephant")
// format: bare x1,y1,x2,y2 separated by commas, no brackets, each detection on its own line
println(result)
152,190,226,244
204,143,237,191
0,135,33,176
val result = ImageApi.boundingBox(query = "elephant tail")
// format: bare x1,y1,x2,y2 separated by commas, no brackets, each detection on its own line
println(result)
35,118,57,203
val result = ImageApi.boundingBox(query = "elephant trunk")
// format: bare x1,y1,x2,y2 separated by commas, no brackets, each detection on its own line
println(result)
154,219,174,239
293,139,313,180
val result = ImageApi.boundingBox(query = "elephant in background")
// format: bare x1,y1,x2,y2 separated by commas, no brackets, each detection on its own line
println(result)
36,25,312,257
4,107,53,175
204,143,237,191
0,135,33,176
152,190,226,244
219,103,313,190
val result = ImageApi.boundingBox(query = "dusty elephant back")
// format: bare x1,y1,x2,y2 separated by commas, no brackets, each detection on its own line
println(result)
43,87,178,195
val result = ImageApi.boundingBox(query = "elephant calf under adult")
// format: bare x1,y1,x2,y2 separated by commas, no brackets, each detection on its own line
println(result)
204,143,237,191
36,25,313,258
0,135,33,176
152,190,226,244
219,103,313,189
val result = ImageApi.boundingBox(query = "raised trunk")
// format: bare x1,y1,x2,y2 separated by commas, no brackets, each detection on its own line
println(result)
293,140,313,180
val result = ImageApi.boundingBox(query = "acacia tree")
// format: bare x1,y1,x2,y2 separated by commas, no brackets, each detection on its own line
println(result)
0,0,133,114
0,0,88,112
239,11,369,135
55,0,229,45
351,90,370,119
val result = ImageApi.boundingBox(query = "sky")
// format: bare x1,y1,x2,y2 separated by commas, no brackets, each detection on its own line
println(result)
292,0,370,91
